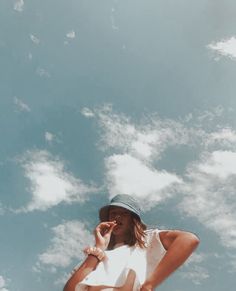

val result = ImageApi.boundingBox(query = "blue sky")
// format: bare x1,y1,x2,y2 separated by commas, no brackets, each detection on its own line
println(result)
1,1,236,291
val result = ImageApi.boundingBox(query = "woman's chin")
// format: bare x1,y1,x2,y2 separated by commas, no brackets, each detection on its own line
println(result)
112,226,124,235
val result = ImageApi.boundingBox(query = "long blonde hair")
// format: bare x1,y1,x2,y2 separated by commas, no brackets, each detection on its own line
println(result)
107,214,147,250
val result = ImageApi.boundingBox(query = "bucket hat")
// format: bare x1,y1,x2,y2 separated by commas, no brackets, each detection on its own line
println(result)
99,194,142,222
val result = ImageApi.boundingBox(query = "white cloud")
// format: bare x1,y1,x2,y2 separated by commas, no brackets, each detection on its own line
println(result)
44,132,57,144
17,150,97,212
0,275,9,291
180,265,209,285
45,132,54,143
228,255,236,273
66,31,76,39
0,203,5,215
54,273,70,286
14,0,24,12
44,132,61,145
206,128,236,149
179,252,209,285
81,107,95,118
14,97,31,112
197,105,224,122
93,104,236,161
30,34,40,45
178,150,236,249
208,37,236,60
110,7,119,30
36,220,93,270
95,105,191,161
105,154,181,209
184,252,207,266
36,67,50,78
210,128,236,143
198,151,236,179
28,52,33,60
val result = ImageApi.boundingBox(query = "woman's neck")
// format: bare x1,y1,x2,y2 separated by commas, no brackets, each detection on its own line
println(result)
113,242,125,249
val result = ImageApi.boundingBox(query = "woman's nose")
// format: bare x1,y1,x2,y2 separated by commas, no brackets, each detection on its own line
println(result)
115,215,121,220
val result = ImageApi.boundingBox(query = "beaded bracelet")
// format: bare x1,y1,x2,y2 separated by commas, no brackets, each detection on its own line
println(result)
83,246,105,261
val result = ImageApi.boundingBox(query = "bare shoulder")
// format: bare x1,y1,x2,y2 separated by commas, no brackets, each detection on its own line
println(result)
159,230,200,250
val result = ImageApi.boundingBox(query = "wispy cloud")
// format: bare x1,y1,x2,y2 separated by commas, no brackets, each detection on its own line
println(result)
0,275,10,291
110,7,119,30
206,128,236,150
66,31,76,39
179,252,210,285
105,154,181,209
93,105,192,161
180,265,209,285
90,105,188,208
197,105,224,122
178,150,236,249
0,203,5,216
197,150,236,179
81,107,95,118
14,97,31,112
28,52,33,60
44,132,60,145
14,0,24,12
36,67,51,78
30,34,40,45
17,150,97,212
184,252,207,266
54,273,71,286
208,36,236,60
45,132,55,143
36,220,93,271
91,105,230,163
227,254,236,273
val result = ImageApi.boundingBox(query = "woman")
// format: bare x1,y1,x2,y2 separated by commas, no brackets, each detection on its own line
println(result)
63,194,200,291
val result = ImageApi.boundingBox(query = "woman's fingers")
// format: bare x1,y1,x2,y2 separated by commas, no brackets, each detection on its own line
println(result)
94,221,117,250
97,221,116,228
95,221,117,235
106,222,117,235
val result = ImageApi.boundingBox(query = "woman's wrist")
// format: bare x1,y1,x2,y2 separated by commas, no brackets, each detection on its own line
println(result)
83,246,106,261
95,244,106,251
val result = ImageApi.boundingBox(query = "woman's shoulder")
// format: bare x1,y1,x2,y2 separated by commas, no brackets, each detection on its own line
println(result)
145,228,168,251
145,227,169,235
145,227,161,235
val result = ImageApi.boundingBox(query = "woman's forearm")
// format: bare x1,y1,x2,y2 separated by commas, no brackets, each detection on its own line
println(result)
63,255,99,291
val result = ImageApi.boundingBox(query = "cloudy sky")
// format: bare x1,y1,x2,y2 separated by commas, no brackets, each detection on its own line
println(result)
1,1,236,290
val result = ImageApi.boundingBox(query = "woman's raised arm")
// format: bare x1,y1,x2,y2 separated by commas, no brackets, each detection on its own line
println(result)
63,221,117,291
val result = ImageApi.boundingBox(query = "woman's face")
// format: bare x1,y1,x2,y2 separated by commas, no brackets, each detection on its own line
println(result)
108,206,133,236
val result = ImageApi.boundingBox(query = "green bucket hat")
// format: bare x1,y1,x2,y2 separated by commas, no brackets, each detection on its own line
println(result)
99,194,142,222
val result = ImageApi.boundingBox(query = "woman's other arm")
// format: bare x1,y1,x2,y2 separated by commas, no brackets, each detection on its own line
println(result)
141,230,200,290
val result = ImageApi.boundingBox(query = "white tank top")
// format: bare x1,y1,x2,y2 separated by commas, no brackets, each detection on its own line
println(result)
76,229,167,291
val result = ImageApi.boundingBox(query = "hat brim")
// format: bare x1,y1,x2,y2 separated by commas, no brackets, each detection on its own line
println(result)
99,202,141,222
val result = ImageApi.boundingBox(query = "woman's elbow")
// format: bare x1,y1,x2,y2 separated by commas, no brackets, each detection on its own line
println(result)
188,233,200,249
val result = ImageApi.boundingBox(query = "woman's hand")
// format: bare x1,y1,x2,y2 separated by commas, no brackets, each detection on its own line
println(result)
94,221,117,250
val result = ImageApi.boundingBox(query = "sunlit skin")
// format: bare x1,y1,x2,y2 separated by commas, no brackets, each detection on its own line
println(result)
63,206,200,291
